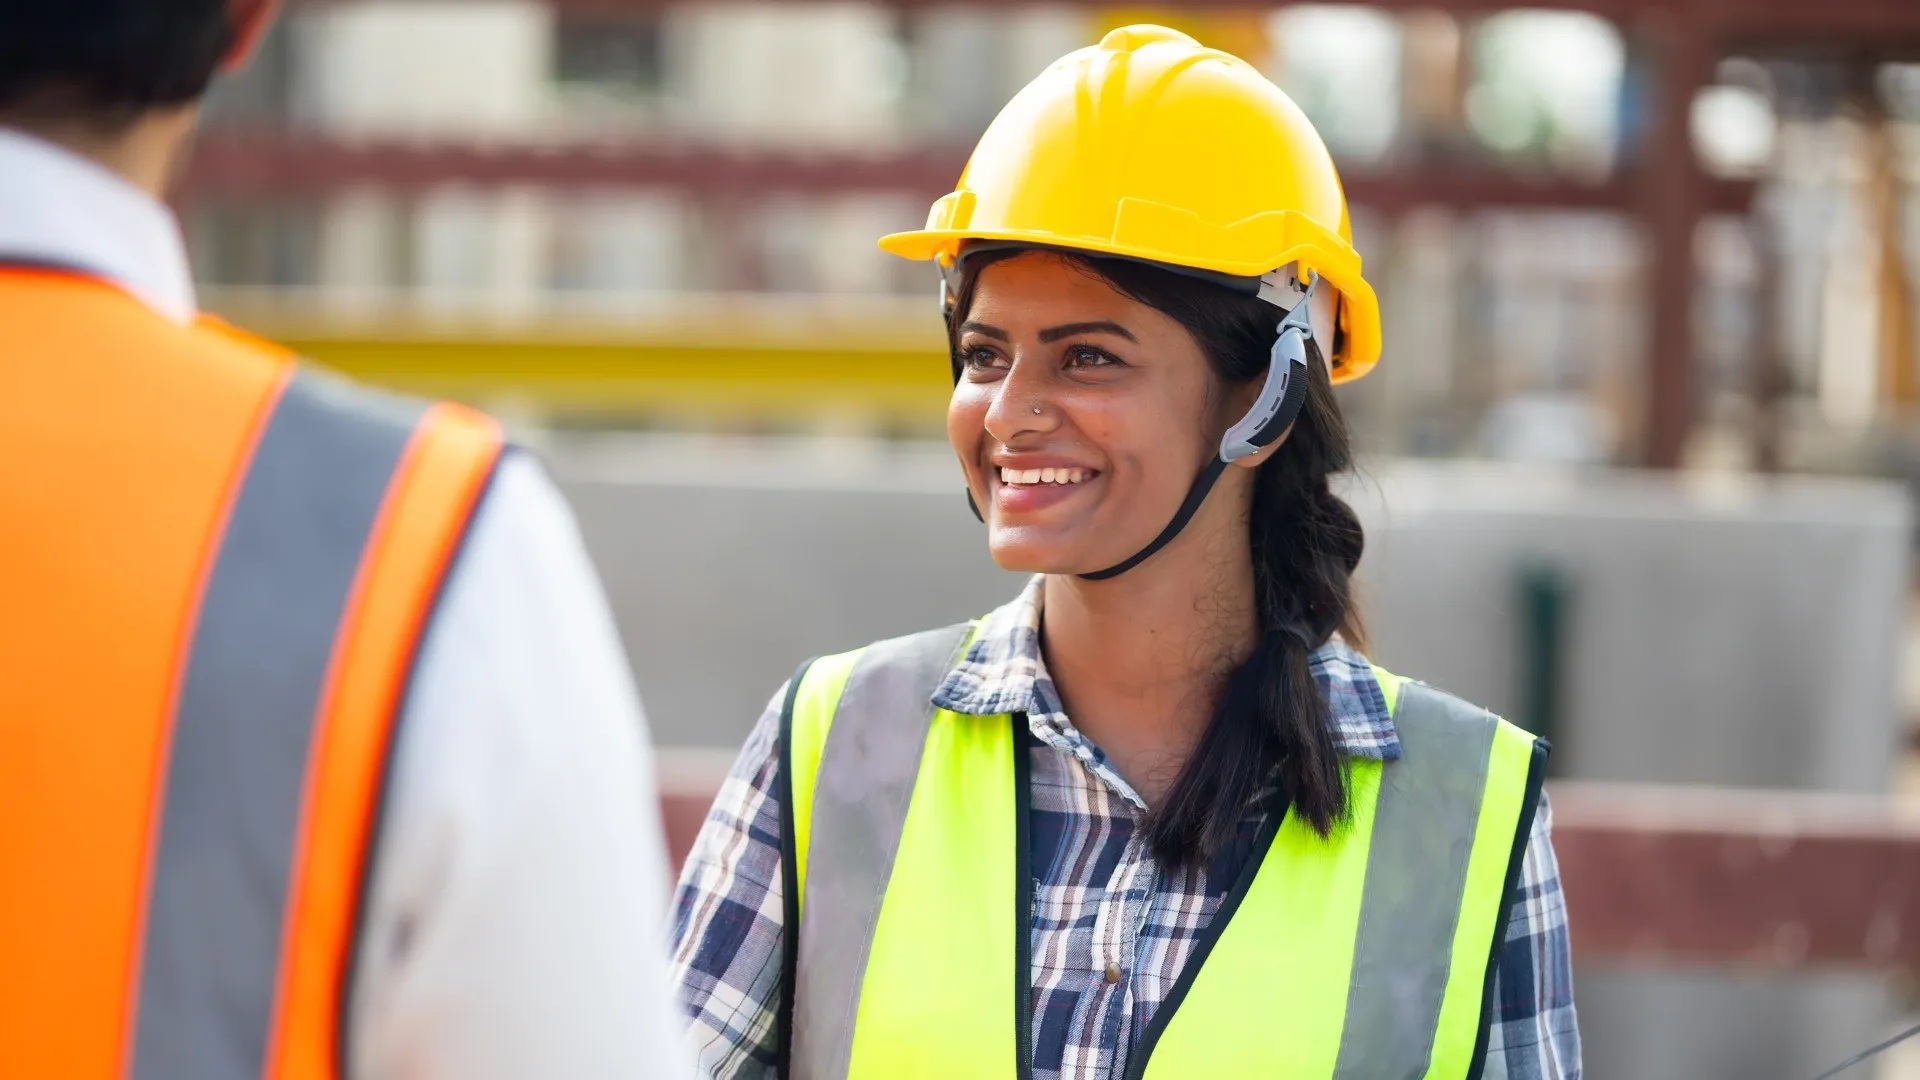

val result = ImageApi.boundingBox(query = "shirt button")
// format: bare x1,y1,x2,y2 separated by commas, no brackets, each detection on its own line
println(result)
1104,962,1123,985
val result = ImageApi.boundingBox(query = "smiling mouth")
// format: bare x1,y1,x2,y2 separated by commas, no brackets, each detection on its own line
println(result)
998,466,1096,486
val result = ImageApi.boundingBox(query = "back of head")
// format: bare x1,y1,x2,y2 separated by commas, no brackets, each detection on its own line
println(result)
0,0,234,126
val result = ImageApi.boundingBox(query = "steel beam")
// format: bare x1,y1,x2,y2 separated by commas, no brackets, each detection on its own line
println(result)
179,134,971,201
291,0,1920,38
180,132,1755,216
1634,9,1712,469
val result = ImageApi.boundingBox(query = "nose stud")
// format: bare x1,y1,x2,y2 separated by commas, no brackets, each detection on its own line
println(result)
1033,405,1043,415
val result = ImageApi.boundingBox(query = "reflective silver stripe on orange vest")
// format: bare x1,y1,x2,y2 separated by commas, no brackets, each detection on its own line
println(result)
793,631,1518,1078
791,623,975,1080
130,369,425,1080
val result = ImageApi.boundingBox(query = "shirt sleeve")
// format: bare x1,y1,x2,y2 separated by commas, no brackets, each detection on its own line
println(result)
1483,791,1583,1080
668,686,790,1080
346,452,695,1080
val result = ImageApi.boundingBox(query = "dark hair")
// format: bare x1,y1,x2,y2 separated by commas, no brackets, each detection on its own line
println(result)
0,0,235,125
949,248,1367,867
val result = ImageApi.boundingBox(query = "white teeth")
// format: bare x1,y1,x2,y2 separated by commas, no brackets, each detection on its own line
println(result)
1000,466,1093,486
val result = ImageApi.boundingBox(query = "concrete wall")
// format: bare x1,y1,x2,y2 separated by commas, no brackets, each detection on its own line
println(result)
1338,463,1913,1079
554,435,1020,747
567,482,1019,746
1350,463,1912,794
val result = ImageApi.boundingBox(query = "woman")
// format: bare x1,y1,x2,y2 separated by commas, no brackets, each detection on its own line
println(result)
671,24,1579,1080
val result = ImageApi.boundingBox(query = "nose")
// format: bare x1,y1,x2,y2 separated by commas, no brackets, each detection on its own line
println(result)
982,355,1059,445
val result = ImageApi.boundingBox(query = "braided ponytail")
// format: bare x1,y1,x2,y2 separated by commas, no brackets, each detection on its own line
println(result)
1147,356,1365,863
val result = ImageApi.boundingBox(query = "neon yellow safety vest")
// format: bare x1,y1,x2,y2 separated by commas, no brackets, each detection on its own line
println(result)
776,622,1547,1080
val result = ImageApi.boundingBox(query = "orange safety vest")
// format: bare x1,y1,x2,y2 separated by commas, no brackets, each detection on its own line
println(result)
0,264,505,1079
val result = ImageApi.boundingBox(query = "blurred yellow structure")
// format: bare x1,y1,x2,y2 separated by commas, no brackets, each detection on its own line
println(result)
218,292,953,427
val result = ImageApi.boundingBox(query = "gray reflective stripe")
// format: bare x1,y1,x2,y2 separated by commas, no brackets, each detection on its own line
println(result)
132,369,423,1080
1332,682,1499,1079
792,622,974,1080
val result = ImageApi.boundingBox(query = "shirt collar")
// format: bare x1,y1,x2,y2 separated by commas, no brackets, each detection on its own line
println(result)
0,128,197,324
932,575,1401,761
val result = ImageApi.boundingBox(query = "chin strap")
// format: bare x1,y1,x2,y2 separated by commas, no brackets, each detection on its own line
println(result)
1076,272,1320,580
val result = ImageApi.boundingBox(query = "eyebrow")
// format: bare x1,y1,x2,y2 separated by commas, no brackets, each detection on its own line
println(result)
1039,320,1136,344
957,320,1008,341
955,319,1138,344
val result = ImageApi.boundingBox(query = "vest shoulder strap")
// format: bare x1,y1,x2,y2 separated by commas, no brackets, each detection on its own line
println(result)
1341,678,1547,1079
780,621,977,1080
135,367,502,1080
1140,675,1547,1080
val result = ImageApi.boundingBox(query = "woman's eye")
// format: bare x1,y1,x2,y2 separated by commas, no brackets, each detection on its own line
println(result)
958,346,1007,372
1066,346,1117,369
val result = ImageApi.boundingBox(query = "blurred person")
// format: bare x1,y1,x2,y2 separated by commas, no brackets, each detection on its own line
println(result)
671,26,1579,1080
0,2,691,1078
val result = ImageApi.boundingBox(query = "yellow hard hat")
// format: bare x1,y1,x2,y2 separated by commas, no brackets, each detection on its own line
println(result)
880,23,1380,383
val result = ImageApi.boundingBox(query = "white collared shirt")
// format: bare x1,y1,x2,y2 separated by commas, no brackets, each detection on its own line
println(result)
0,129,197,323
0,128,692,1080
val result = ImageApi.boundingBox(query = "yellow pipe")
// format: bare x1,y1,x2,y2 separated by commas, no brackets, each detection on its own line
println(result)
288,335,952,425
221,295,958,428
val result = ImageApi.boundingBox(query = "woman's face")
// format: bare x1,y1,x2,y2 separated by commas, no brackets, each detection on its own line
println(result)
948,251,1236,574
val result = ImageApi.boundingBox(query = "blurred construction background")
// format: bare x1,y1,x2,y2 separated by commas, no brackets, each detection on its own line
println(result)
184,1,1920,1076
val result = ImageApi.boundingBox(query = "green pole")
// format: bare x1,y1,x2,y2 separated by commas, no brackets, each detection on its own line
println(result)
1516,562,1569,774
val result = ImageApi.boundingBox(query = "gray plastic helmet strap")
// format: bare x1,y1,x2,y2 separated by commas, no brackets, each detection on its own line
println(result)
1221,277,1318,462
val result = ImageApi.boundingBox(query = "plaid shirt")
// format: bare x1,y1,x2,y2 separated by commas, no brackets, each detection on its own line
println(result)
670,577,1581,1079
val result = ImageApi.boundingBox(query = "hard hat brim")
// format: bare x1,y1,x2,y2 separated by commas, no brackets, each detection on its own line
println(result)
879,227,1381,384
881,226,1278,279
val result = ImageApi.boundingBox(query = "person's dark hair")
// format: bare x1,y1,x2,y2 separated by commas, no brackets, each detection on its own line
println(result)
949,248,1367,867
0,0,236,125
